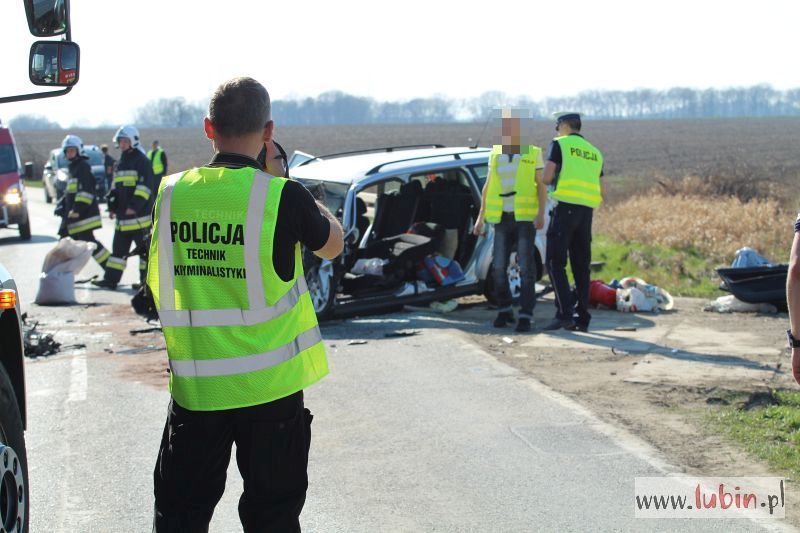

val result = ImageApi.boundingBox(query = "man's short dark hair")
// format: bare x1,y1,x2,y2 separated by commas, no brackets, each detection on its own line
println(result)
208,77,271,137
560,117,581,131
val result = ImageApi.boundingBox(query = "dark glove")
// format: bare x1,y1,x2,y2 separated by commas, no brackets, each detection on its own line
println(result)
106,190,118,213
54,197,66,218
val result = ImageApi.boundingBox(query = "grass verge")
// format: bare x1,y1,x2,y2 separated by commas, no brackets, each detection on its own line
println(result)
708,390,800,479
591,234,722,298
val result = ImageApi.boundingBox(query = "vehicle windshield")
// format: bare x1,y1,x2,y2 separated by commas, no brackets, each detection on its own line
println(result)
85,150,104,166
0,145,18,174
294,178,349,220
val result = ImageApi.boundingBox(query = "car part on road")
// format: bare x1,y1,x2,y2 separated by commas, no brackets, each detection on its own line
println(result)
22,319,61,358
384,329,419,338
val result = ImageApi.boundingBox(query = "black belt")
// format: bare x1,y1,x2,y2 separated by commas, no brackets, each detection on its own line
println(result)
498,191,517,198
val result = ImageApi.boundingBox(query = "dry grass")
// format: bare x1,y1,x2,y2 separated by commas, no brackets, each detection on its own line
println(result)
595,187,792,265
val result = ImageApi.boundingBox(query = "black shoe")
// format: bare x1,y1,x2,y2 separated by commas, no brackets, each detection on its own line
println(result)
515,317,532,333
543,318,574,331
91,279,117,290
566,322,589,332
493,311,515,328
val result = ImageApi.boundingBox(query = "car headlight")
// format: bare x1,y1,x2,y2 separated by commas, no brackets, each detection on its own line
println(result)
56,169,69,182
5,184,22,206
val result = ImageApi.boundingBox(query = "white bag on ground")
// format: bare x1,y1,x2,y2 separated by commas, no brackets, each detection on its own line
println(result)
35,238,95,305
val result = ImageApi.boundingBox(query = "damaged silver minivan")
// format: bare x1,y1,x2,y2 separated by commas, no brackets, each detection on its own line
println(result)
290,145,551,318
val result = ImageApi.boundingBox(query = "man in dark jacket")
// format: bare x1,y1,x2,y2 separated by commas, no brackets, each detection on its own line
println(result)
57,135,110,267
92,125,155,289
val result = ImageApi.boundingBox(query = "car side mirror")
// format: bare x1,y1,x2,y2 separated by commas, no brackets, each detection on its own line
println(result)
24,0,68,37
44,162,52,171
24,162,34,180
29,41,80,87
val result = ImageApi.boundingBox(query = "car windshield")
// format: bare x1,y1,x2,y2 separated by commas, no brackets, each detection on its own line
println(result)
294,178,349,220
0,145,18,174
84,150,104,166
55,152,68,168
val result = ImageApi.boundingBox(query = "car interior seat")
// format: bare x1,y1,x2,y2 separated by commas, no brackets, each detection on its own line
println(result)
369,181,422,241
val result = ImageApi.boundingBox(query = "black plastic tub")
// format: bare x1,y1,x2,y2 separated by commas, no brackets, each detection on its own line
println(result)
716,264,788,308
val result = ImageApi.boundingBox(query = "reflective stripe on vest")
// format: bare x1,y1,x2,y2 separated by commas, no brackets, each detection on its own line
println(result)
148,167,328,411
549,135,603,208
485,144,540,223
148,148,164,175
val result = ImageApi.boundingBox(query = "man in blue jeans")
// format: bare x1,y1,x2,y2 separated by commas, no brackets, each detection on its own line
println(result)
473,109,547,332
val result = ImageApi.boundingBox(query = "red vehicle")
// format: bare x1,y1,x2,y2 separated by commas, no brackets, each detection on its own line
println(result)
0,124,31,240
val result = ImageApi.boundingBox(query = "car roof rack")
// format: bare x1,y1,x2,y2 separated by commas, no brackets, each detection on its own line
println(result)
365,148,490,175
296,144,446,167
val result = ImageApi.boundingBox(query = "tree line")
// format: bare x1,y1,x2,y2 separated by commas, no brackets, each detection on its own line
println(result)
9,85,800,129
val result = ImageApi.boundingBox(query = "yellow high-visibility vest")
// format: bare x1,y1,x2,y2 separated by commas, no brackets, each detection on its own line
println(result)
147,166,328,411
485,144,541,223
148,148,164,175
549,135,603,208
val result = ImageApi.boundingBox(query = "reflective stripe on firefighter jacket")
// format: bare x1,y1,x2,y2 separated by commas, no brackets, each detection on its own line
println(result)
110,148,155,231
485,144,541,223
62,156,102,235
148,148,165,175
146,166,329,411
549,135,604,208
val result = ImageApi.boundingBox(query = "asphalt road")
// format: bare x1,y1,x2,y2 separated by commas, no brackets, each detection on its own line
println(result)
1,192,791,532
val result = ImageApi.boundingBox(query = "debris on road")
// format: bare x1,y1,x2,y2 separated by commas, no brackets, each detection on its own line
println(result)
130,326,162,336
347,340,368,346
34,237,95,305
384,329,419,338
501,336,515,344
115,345,164,355
23,321,60,358
614,326,638,332
704,295,778,314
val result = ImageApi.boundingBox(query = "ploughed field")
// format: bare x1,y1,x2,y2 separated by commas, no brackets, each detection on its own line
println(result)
14,118,800,202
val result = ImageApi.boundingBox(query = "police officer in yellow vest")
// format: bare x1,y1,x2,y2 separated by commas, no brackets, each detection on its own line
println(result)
473,109,547,332
147,77,344,532
542,112,604,332
148,140,168,181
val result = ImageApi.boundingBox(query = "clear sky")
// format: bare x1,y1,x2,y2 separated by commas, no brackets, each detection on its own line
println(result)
1,0,799,127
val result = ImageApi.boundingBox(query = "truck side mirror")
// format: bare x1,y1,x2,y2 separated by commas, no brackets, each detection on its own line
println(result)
24,0,68,37
24,162,34,180
29,41,80,87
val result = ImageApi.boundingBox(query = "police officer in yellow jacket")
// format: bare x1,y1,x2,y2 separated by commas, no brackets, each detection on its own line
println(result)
93,125,155,289
542,112,604,332
57,134,111,267
148,140,168,181
474,109,547,332
147,77,343,532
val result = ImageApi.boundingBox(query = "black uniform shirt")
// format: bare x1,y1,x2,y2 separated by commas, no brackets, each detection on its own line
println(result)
207,152,331,282
546,133,604,189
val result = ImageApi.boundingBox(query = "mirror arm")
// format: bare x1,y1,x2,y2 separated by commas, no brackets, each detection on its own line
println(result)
0,87,72,105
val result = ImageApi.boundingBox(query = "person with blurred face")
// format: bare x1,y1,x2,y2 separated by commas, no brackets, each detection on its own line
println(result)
473,109,546,333
542,112,605,332
100,143,115,194
57,134,110,267
92,125,155,289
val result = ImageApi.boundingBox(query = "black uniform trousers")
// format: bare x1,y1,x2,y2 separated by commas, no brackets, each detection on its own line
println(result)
153,391,312,533
104,228,148,285
546,202,594,327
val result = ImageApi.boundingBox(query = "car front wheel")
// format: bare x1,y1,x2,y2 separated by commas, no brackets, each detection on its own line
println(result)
483,254,522,305
43,187,52,204
17,213,31,241
304,255,335,320
0,364,28,533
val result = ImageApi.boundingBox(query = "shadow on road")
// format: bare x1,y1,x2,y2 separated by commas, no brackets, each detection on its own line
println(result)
0,233,57,245
320,303,774,373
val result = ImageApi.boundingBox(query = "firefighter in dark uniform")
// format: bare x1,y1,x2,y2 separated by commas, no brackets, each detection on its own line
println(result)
57,135,111,267
92,125,155,289
542,112,604,332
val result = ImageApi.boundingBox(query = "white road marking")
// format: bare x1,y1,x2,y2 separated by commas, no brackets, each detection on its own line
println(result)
67,355,87,402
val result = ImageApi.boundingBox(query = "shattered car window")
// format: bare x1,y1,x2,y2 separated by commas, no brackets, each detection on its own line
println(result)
295,178,349,219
